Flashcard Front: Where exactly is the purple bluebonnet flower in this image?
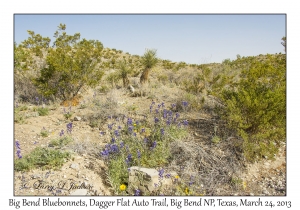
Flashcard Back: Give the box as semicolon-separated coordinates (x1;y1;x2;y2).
101;149;110;159
144;138;148;144
35;97;39;104
158;168;164;179
150;141;157;150
128;168;131;172
133;132;136;137
161;102;165;108
166;119;171;126
114;130;120;137
108;123;114;130
166;173;171;178
15;141;21;150
100;131;105;136
175;112;180;119
154;117;159;123
160;128;165;135
171;103;176;109
110;144;119;153
158;104;161;109
137;150;141;159
128;126;133;133
168;110;173;117
120;142;124;148
150;105;153;113
183;120;188;126
134;189;141;196
154;183;158;188
118;126;122;130
111;138;116;143
59;129;64;137
152;101;155;105
163;109;167;118
127;118;133;126
16;149;22;159
155;109;159;114
141;128;145;133
126;154;132;165
182;101;188;107
67;122;73;133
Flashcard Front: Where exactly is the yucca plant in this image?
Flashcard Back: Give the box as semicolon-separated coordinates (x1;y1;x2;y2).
140;49;159;84
117;60;132;87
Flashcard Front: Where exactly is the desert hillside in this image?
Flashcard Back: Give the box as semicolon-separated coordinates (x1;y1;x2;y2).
14;25;286;196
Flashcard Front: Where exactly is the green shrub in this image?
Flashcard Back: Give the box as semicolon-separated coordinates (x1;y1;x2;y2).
14;147;71;171
20;24;104;101
219;55;286;162
40;128;49;137
37;107;49;116
49;136;73;148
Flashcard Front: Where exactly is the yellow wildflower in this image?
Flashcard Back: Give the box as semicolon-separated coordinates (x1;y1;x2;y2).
242;181;247;190
120;184;127;191
185;187;189;195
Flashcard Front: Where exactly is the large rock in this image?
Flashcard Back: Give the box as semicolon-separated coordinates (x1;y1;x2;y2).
128;166;177;195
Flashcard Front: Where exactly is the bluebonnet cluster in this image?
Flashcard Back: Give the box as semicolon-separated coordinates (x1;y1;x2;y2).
125;154;133;165
67;122;73;133
134;189;141;196
59;129;64;137
158;168;164;179
15;140;22;159
100;144;119;159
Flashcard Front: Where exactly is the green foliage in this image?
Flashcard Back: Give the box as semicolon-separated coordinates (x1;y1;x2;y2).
37;107;49;116
23;24;105;100
117;60;133;87
14;147;71;171
219;55;286;161
49;136;73;148
140;49;159;83
140;49;159;69
106;72;121;87
63;111;73;120
40;128;49;137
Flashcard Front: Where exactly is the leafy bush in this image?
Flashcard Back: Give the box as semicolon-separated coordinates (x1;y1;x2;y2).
20;24;104;101
49;136;73;148
14;147;71;171
219;55;286;161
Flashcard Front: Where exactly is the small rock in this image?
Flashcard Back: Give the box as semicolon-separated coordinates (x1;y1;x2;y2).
70;189;88;196
70;163;79;170
31;174;41;179
74;116;81;121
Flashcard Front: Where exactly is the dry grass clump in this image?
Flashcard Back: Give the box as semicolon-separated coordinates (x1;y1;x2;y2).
168;137;245;195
